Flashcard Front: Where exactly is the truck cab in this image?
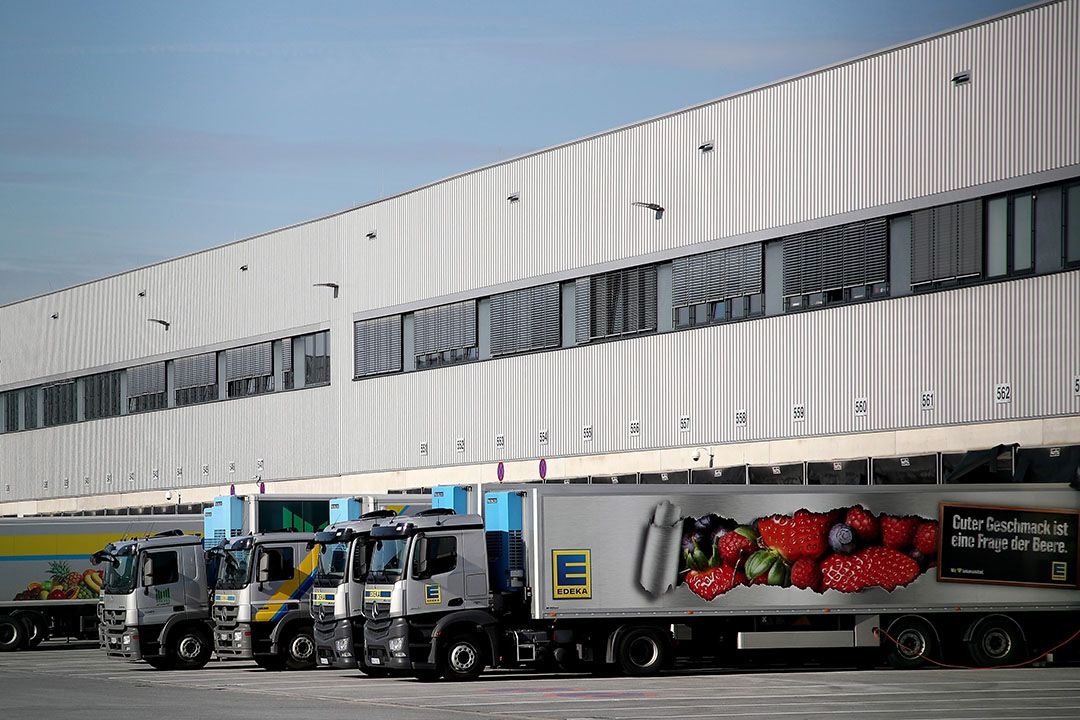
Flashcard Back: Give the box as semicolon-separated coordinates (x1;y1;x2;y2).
211;531;319;670
361;510;496;679
309;510;399;669
94;530;213;670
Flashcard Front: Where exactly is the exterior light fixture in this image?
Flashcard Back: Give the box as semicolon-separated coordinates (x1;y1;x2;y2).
137;290;146;298
691;447;715;468
698;141;714;153
507;192;520;203
147;318;170;331
365;230;377;240
631;201;665;220
951;70;971;86
50;312;59;320
313;282;340;299
239;264;249;272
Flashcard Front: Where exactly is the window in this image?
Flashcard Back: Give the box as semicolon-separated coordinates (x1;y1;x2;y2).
986;197;1008;277
1013;193;1034;273
128;362;166;414
225;342;274;398
42;381;76;427
354;315;402;377
303;331;330;385
490;283;561;356
575;265;657;343
2;390;20;432
414;300;477;369
174;352;218;407
257;546;295;583
911;199;982;288
143;550;179;586
673;243;763;327
1068;184;1080;266
282;337;294;389
83;371;121;420
22;387;39;429
413;535;457;579
987;194;1035;278
783;219;887;310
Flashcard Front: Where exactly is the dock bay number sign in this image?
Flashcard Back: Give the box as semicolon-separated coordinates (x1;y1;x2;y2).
939;503;1079;589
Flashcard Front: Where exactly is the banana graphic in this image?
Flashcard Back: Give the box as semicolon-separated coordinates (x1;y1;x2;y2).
83;570;102;593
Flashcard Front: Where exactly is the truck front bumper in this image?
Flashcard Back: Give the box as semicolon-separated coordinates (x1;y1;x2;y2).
364;617;434;672
214;621;254;659
102;626;143;661
314;618;358;669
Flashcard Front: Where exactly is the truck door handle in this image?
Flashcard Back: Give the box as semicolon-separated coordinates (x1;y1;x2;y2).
448;598;463;607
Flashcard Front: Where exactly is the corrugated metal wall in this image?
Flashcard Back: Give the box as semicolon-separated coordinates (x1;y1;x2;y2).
1;2;1078;503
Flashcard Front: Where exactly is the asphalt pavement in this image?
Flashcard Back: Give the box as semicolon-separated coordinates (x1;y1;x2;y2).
3;642;1080;720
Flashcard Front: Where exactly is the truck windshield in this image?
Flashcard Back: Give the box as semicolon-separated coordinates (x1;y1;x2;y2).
103;552;137;594
364;538;408;583
216;549;252;590
315;543;348;587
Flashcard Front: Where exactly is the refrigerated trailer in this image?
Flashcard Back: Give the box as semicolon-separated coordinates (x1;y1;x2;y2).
0;514;202;652
362;483;1080;679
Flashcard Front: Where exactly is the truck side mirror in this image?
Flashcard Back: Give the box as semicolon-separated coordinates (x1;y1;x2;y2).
413;535;429;580
141;556;154;594
256;551;272;584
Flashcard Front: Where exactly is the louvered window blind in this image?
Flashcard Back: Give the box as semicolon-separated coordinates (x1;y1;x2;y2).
354;316;402;377
575;265;657;343
910;199;982;286
174;353;217;389
672;243;763;307
490;283;561;356
128;362;166;397
414;300;477;355
224;343;273;381
782;218;888;297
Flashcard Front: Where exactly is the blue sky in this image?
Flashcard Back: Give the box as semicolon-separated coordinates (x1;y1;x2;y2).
0;0;1022;305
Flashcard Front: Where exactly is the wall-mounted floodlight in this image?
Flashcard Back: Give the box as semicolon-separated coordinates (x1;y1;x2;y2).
951;70;971;86
148;318;171;331
239;264;249;272
137;290;146;298
50;312;59;320
313;282;340;299
631;201;665;220
507;192;520;203
698;141;714;153
365;230;377;240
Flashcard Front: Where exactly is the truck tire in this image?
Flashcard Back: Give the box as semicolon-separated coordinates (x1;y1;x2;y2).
440;631;486;681
13;612;47;648
168;625;212;670
966;616;1025;667
0;616;26;652
616;626;668;677
884;616;936;669
145;656;177;670
282;627;316;670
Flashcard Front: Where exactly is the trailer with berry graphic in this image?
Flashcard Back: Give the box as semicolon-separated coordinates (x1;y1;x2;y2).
362;482;1079;679
0;514;202;652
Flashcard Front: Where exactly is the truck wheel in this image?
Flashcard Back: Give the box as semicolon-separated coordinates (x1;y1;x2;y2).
283;628;316;670
616;627;668;676
440;632;486;681
13;612;47;648
145;656;177;670
966;616;1025;667
169;626;212;670
0;617;26;652
884;617;935;669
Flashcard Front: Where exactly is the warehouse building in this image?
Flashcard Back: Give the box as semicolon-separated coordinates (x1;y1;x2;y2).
1;1;1078;516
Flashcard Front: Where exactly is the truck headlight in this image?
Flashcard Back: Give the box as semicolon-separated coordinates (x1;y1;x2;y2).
388;637;405;653
335;638;350;652
234;631;243;642
122;635;132;646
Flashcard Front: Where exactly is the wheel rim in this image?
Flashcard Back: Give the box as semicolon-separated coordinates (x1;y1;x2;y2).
448;641;478;673
981;628;1012;660
0;624;16;646
177;634;203;660
896;628;926;659
627;636;660;669
290;634;314;661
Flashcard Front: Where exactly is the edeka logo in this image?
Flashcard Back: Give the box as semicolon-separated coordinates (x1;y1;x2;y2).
552;550;592;600
425;584;442;605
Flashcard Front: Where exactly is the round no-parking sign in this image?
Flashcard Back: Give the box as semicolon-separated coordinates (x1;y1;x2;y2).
539;458;548;480
496;461;505;482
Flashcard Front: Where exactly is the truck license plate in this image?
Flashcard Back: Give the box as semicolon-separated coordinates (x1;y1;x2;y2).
369;657;381;665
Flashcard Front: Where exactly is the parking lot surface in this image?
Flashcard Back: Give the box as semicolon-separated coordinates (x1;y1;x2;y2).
4;642;1080;720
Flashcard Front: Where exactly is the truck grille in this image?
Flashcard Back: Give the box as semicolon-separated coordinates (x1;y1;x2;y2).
213;604;239;627
102;608;126;628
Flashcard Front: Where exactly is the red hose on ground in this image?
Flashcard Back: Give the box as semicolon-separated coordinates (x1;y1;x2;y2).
874;625;1080;670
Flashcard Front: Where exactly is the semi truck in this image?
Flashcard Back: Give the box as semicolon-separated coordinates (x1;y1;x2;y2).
309;494;432;669
362;483;1080;680
0;514;201;653
96;493;341;669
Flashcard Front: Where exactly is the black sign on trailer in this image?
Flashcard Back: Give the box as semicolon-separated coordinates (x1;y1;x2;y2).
938;503;1080;589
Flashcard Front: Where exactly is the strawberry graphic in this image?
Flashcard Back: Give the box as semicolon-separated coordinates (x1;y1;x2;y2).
844;506;879;543
790;558;821;591
913;521;938;555
880;515;919;550
820;546;921;592
685;565;746;600
717;526;757;564
756;510;833;561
